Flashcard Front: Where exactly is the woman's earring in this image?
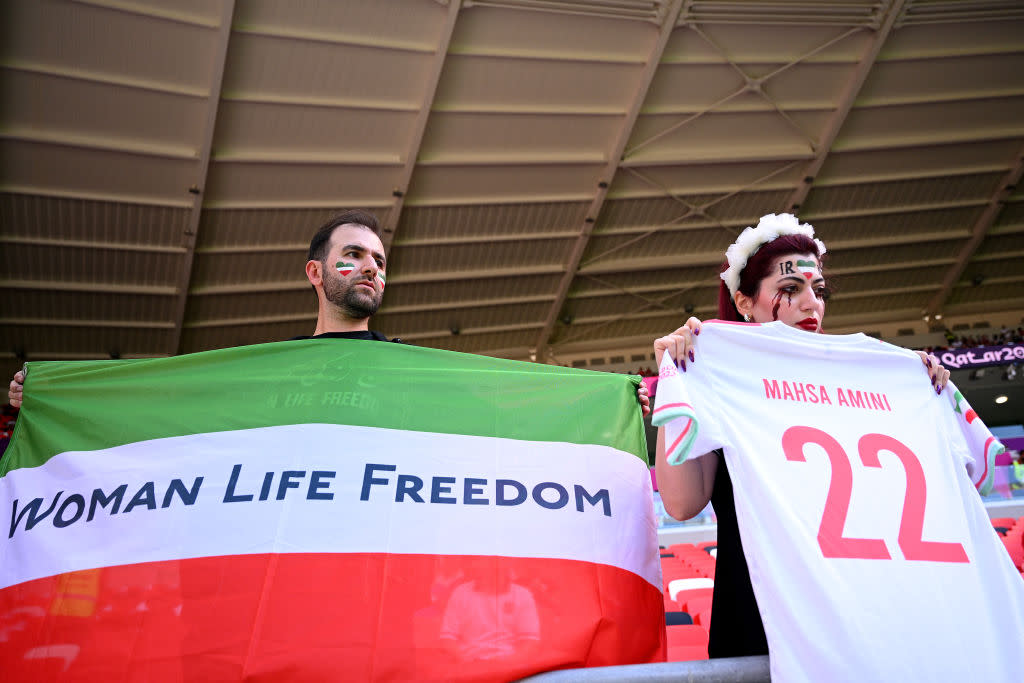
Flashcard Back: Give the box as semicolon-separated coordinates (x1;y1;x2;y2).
743;314;751;322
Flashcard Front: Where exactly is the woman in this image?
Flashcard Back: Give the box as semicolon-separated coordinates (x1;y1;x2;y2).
653;213;949;658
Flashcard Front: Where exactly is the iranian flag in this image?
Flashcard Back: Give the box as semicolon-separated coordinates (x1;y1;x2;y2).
0;341;663;681
795;259;817;279
335;261;356;276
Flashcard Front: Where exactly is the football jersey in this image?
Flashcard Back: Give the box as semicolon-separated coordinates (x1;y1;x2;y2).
653;320;1024;683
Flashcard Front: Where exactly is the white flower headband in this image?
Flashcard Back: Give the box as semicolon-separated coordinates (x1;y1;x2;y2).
720;213;827;298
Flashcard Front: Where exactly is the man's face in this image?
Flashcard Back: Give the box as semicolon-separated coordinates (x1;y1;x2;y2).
320;224;387;319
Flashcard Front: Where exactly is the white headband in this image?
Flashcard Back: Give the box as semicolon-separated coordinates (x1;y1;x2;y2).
720;213;826;297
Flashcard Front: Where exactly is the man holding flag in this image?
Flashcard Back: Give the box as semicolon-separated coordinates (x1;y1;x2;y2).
2;211;663;680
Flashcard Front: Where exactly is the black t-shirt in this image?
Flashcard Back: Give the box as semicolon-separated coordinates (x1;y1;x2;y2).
289;331;401;343
707;451;769;658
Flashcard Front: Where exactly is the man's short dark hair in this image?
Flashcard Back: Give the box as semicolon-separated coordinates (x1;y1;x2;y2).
308;210;382;263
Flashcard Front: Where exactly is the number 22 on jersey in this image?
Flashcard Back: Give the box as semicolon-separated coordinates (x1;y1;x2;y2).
782;425;969;564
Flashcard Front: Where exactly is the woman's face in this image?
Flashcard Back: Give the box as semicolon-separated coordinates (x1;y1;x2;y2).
736;252;827;332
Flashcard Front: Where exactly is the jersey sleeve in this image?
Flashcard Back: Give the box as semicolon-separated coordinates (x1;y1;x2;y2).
651;347;725;465
943;380;1004;495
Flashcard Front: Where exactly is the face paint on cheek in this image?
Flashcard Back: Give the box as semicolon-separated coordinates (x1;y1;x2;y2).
335;262;356;276
376;271;386;287
771;290;784;321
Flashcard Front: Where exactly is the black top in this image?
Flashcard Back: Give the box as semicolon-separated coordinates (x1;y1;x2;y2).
707;451;769;658
289;330;401;343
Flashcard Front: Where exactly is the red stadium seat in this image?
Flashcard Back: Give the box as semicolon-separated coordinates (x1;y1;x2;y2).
991;517;1016;529
682;593;713;617
668;577;713;602
673;587;713;610
661;561;703;593
694;608;712;627
667;543;706;560
666;624;708;647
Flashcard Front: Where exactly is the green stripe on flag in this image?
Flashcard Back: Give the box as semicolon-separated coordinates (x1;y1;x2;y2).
2;341;647;476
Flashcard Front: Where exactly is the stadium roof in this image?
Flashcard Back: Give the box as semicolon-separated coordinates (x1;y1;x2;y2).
2;0;1023;421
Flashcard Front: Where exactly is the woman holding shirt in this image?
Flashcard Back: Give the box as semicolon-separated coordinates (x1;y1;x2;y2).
652;213;949;658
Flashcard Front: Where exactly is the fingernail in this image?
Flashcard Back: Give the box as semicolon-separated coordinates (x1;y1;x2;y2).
935;384;941;395
688;350;695;363
694;327;700;336
926;357;932;368
681;360;687;372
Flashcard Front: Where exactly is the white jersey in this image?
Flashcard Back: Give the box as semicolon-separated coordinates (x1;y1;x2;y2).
653;320;1024;683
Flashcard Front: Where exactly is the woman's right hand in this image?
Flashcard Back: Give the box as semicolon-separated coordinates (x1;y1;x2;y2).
654;317;702;368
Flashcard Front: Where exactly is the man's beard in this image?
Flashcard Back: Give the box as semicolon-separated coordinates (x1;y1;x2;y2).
323;270;381;319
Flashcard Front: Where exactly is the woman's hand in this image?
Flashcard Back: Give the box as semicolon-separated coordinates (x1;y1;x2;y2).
915;351;950;394
653;317;702;369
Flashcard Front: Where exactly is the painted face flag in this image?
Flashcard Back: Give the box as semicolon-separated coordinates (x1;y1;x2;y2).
335;261;356;276
795;259;818;280
0;341;662;681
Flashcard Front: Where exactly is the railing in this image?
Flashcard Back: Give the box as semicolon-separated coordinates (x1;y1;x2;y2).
520;656;770;682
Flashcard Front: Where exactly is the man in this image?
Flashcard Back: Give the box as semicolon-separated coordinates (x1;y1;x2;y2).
293;209;398;343
7;210;397;408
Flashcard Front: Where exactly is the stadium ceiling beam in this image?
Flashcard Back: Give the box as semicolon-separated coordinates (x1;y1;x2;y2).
783;0;908;214
0;236;187;254
380;0;463;253
573;228;965;276
534;0;688;362
0;318;175;330
169;0;236;357
926;142;1024;317
0;129;196;160
0;280;177;296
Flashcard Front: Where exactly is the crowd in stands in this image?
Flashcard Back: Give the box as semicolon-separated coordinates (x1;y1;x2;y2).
933;326;1024;351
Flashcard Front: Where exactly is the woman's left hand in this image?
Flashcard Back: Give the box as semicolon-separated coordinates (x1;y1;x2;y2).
915;351;950;394
637;381;651;417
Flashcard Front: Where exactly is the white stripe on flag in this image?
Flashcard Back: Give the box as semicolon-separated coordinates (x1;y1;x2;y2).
1;424;659;591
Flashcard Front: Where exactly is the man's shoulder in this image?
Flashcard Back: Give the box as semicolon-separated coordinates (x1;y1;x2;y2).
288;331;404;343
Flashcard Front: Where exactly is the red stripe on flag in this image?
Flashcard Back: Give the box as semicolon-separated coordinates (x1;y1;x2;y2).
1;553;665;680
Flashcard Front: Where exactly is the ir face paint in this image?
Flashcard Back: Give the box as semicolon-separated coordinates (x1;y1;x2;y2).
335;262;356;277
376;271;386;287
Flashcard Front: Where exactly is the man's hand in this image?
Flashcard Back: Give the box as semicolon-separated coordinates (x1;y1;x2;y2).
9;370;24;408
637;381;650;418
